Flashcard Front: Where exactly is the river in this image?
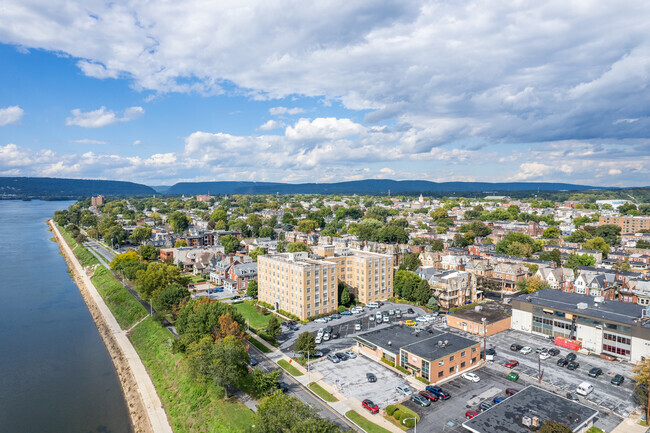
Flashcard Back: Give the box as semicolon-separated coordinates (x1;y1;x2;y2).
0;200;132;433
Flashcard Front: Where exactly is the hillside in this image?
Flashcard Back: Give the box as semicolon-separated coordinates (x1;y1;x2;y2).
0;177;155;199
166;179;605;196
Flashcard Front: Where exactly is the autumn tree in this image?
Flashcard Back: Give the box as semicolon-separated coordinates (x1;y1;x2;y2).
216;312;247;344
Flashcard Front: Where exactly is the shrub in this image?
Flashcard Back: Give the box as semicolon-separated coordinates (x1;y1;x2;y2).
393;410;402;421
338;305;347;313
385;405;397;416
278;309;300;321
403;418;415;428
396;365;409;374
381;357;395;367
416;376;428;384
257;301;275;310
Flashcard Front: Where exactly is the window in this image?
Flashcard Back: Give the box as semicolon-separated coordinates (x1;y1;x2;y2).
449;355;455;362
471;347;477;353
438;371;444;378
461;351;466;357
449;366;454;373
461;361;466;368
438;360;444;366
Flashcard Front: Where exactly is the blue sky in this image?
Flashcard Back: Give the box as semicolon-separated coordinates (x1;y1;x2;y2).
0;1;649;187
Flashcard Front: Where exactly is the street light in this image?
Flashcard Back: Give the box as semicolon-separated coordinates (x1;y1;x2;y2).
402;417;417;433
481;317;487;361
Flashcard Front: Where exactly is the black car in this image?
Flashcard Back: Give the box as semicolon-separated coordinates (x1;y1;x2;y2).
231;295;240;300
366;373;377;383
548;348;560;356
336;352;349;361
407;308;414;314
588;367;603;377
278;381;289;393
567;361;580;370
250;357;258;366
611;374;625;386
565;392;580;402
478;401;492;412
330;313;341;319
426;385;450;400
557;358;569;367
511;344;523;351
289;325;299;331
486;348;496;357
565;353;577;362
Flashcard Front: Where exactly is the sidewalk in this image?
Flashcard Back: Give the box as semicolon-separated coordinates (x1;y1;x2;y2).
247;332;403;433
611;410;648;433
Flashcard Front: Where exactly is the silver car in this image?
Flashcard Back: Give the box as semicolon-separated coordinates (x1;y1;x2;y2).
396;385;412;396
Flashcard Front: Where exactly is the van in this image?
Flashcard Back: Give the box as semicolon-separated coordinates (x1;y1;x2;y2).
367;302;379;309
576;382;594;396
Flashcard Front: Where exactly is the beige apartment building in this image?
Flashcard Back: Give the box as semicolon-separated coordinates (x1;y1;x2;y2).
599;216;650;234
258;246;394;320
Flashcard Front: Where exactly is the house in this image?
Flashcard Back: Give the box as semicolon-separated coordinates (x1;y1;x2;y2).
573;271;618;300
446;305;511;337
535;267;574;292
429;271;480;309
224;262;258;292
491;262;529;292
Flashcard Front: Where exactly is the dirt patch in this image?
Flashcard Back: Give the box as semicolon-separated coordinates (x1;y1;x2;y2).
50;221;153;433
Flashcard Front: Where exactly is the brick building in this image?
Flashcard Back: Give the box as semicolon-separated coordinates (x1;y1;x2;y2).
446;306;511;337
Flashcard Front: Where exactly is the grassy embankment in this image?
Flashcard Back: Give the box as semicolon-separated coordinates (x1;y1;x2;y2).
91;266;148;329
345;410;393;433
130;318;256;433
308;382;338;402
58;224;100;267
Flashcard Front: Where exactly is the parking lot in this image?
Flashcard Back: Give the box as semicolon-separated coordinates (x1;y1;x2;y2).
311;353;409;408
485;329;637;417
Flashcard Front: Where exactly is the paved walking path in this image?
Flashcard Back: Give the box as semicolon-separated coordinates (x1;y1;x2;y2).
51;222;174;433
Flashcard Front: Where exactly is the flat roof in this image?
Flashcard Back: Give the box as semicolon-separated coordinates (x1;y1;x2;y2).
516;289;647;327
449;306;511;324
463;385;598;433
356;325;479;361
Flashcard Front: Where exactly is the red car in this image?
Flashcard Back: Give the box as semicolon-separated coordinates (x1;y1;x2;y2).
465;410;479;419
505;360;519;369
419;390;439;402
362;399;379;414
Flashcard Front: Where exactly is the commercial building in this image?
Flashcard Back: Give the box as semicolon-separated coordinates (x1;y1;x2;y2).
355;325;481;384
511;289;650;362
463;385;598;433
599;215;650;234
447;306;511;337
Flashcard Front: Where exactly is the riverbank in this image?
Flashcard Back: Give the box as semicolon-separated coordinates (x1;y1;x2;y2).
50;220;173;433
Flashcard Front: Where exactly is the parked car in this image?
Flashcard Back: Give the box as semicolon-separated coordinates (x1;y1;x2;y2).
323;333;331;341
426;385;450;400
462;372;480;382
419;390;439;402
505;388;520;396
493;397;505;404
508;372;520;382
330;313;341;320
565;353;577;362
539;352;551;360
557;358;569;367
576;382;594;396
505;360;519;369
415;316;428;323
331;332;340;339
535;347;545;353
327;354;340;363
367;302;379;309
407;308;415;314
588;367;603;378
315;335;322;344
344;350;357;359
485;348;496;361
405;319;417;326
362;399;379;414
520;346;532;355
478;401;492;412
567;361;580;371
566;392;580;402
510;344;523;351
548;348;560;356
611;374;625;386
314;317;328;323
411;394;431;407
277;381;289;393
335;352;349;361
341;310;352;316
290;325;299;331
369;314;375;322
366;373;377;383
250;357;258;366
465;410;479;419
355;320;362;331
312;351;323;358
382;315;389;323
395;309;402;318
231;295;240;300
375;312;383;321
396;385;413;396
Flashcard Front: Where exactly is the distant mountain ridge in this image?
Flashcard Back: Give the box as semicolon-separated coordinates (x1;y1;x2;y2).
166;179;606;195
0;177;155;199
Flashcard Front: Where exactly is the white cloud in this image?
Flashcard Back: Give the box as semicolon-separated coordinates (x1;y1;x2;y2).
608;168;622;176
258;120;285;130
70;139;108;145
0;106;24;126
269;107;305;116
66;106;144;128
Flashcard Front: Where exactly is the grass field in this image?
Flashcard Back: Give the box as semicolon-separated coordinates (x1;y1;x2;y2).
248;336;272;353
74;244;100;267
346;410;392;433
232;301;273;331
277;359;303;376
308;382;338;402
91;266;147;329
58;225;78;248
130;318;256;433
396;404;419;422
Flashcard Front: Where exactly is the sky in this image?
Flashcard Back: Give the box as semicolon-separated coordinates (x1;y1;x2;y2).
0;1;649;187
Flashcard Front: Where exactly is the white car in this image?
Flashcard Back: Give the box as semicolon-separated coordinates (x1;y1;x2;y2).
314;317;328;324
415;316;427;323
344;350;357;359
351;307;363;314
396;385;413;396
462;372;480;382
375;312;383;321
323;333;331;341
539;352;551;360
369;314;375;322
315;335;322;344
382;315;390;323
317;328;324;337
520;346;533;355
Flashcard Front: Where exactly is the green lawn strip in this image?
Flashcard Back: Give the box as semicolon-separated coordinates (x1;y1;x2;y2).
232;301;272;330
73;244;100;267
277;359;303;376
308;382;338;402
586;427;605;433
345;410;392;433
130;318;255;433
91;265;147;329
248;336;271;353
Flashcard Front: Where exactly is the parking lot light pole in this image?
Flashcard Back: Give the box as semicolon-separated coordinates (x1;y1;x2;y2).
538;354;541;384
481;317;486;361
402;417;417;433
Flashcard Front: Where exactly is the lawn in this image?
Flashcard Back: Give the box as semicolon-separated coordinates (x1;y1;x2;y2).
130;318;256;433
91;265;147;329
188;274;207;283
73;244;100;267
58;224;77;248
346;410;392;433
308;382;338;402
248;336;272;353
277;359;303;376
232;301;273;331
396;404;419;422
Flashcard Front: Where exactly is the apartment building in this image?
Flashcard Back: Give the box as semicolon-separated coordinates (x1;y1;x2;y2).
599;215;650;233
314;245;394;305
258;252;338;319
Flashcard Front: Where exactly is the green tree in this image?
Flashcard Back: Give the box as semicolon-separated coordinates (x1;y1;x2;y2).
251;369;282;396
413;280;432;305
539;249;562;266
637;239;650;249
594;224;621;245
516;276;549;294
137;244;159;261
266;316;281;339
565;253;596;270
220;234;241;254
507;241;533;258
282;212;296;225
210;209;228;223
154;283;190;313
169;211;190;233
186;335;249;398
174;239;188;248
496;232;537;255
427;297;439;310
542;226;562;239
259;226;274;238
340;287;351;306
296;219;318;233
129;226;152;244
565;230;591;243
135;262;188;298
254;391;343;433
399;253;422;271
633;358;650;423
583;236;610;257
106;225;127;246
175;298;245;346
294;332;317;356
376;225;408;243
246;280;258;297
250;249;266;262
287;242;310;253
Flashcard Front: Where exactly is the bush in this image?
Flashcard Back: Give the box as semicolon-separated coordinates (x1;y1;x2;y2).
403;418;415;428
257;301;275;310
385;405;397;416
396;365;409;374
338;305;347;313
416;376;429;384
255;304;270;315
381;357;395;367
278;309;300;321
393;410;402;421
450;301;487;313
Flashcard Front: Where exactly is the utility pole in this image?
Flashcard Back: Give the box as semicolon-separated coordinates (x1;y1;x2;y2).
538;354;541;384
482;317;487;361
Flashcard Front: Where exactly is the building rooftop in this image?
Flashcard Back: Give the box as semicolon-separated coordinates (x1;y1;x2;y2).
356;325;479;361
463;385;598;433
448;306;511;324
517;289;648;327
